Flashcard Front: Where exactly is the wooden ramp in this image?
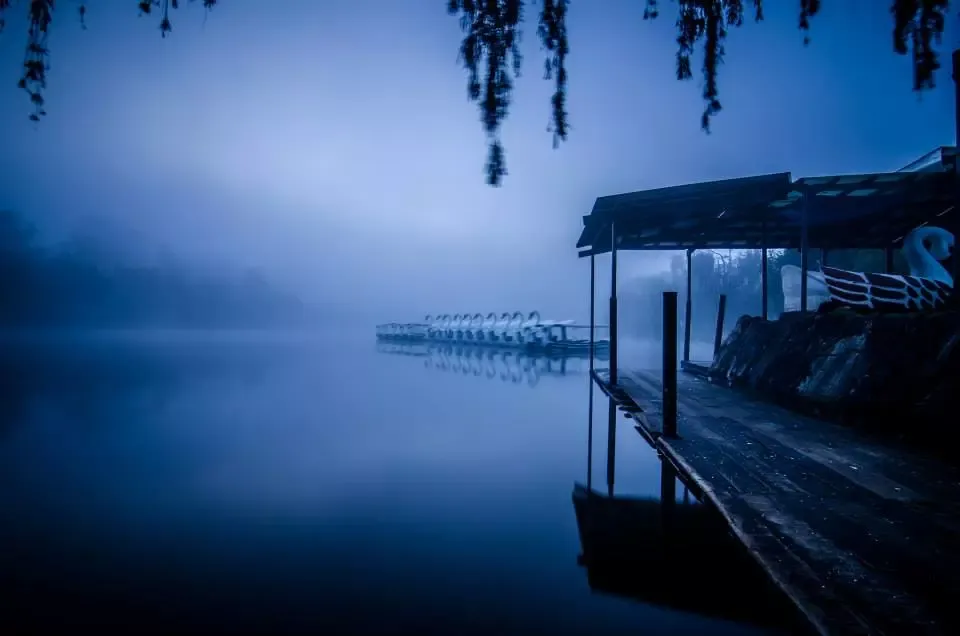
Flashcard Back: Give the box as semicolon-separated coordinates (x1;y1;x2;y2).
595;368;960;636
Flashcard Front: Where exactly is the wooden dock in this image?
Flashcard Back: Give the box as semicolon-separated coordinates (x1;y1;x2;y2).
594;368;960;636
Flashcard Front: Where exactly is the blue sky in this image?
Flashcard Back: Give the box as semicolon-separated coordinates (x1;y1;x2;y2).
0;1;957;322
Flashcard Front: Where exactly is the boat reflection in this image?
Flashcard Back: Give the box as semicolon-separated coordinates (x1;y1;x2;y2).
375;341;607;386
574;394;803;633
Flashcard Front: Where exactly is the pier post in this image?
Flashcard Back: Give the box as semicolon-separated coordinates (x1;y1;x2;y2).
683;249;692;361
659;461;677;534
713;294;727;359
800;185;810;312
610;222;618;386
885;246;894;273
953;50;960;284
662;291;679;439
761;248;769;320
660;460;677;507
590;253;596;371
587;371;594;492
954;48;960;149
606;397;616;496
761;219;769;320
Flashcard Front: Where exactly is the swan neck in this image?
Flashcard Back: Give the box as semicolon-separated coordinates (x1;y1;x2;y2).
903;229;952;284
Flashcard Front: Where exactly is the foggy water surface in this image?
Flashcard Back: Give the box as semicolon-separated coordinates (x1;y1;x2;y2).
1;331;783;635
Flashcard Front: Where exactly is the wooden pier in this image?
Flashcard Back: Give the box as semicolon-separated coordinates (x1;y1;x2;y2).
593;367;960;635
572;70;960;632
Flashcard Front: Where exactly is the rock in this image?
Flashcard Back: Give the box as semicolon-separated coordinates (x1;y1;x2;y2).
710;309;960;429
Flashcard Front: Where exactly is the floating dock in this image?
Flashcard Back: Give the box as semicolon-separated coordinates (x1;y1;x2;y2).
375;311;608;355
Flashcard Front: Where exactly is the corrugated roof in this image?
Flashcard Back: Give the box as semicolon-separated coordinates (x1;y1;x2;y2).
578;164;957;255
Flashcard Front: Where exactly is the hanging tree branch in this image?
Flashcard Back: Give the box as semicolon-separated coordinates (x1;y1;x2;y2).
0;1;956;186
446;0;952;185
446;0;526;186
0;1;218;121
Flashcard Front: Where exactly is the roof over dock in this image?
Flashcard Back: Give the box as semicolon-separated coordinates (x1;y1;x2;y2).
577;147;959;255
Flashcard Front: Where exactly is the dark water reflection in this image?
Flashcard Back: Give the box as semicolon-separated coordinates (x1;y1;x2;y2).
2;331;792;634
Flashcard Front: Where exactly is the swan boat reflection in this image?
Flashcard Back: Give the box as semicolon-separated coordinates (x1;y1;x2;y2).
375;311;609;353
375;341;607;387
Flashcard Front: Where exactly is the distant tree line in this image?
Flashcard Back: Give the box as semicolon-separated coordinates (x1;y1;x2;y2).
619;247;907;343
0;209;312;329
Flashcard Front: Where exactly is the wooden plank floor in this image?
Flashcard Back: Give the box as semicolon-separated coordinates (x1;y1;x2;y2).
596;368;960;636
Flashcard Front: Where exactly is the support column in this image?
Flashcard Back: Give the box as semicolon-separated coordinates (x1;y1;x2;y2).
821;248;829;268
885;246;895;273
954;48;960;148
800;186;810;312
761;247;769;320
609;223;618;386
714;294;727;358
662;291;678;439
660;460;677;507
587;369;594;492
761;219;769;320
683;248;693;361
606;397;616;497
589;253;595;371
954;49;960;283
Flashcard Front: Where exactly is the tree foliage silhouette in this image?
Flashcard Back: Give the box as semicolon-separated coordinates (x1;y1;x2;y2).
0;0;217;121
0;1;955;184
449;0;952;185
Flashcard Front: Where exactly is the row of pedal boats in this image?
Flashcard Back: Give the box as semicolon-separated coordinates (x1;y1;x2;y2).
376;311;598;346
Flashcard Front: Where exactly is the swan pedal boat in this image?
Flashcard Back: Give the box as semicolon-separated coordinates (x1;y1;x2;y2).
782;226;955;313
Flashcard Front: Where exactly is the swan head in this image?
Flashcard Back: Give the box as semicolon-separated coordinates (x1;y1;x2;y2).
904;226;954;284
911;226;954;261
929;228;954;261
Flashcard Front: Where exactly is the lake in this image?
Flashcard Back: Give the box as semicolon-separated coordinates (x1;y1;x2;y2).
0;330;799;635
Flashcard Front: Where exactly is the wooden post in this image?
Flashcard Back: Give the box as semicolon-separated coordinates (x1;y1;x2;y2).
660;460;677;506
821;248;829;267
662;291;678;439
605;397;616;497
761;218;769;320
885;246;895;273
954;49;960;148
683;248;693;361
800;185;810;312
713;293;727;359
953;50;960;284
587;370;594;492
761;247;768;320
609;223;618;386
589;253;595;371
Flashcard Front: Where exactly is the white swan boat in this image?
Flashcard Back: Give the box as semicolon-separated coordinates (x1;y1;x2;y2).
781;226;955;312
379;311;606;351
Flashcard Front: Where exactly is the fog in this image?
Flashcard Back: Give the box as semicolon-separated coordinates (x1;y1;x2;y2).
1;0;957;326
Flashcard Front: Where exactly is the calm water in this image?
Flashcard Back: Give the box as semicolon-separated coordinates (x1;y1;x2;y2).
0;331;795;635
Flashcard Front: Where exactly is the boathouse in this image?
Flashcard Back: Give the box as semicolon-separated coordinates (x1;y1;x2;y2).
577;147;959;379
574;50;960;636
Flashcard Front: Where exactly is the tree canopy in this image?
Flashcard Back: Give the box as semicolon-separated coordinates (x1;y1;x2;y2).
1;1;956;185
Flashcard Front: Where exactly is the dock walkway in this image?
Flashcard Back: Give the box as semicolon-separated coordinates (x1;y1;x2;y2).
594;368;960;636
